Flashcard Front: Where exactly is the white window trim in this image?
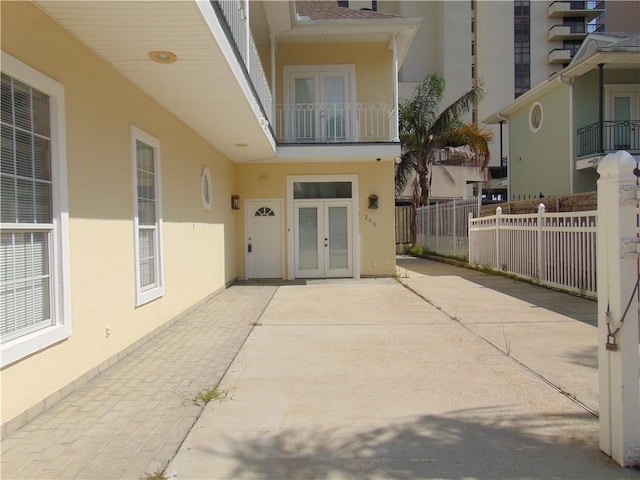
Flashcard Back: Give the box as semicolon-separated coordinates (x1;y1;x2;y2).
1;52;72;368
528;101;543;133
201;166;212;210
131;125;165;306
605;84;640;118
283;65;357;142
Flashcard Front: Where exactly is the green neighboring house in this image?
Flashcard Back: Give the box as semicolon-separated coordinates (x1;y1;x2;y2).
484;32;640;201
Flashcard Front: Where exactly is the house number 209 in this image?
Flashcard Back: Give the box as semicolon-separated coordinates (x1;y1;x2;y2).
363;214;376;227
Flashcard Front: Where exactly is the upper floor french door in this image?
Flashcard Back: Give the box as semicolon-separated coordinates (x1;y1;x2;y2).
607;85;640;151
284;65;356;143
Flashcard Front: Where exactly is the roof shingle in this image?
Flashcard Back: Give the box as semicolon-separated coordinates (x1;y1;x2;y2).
296;1;400;20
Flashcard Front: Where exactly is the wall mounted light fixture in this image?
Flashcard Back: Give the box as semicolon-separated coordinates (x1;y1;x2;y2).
368;194;379;209
231;195;240;210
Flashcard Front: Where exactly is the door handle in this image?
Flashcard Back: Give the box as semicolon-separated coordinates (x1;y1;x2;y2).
248;243;252;253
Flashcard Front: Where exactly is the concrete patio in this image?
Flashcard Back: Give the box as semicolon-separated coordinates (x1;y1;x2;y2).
2;257;637;479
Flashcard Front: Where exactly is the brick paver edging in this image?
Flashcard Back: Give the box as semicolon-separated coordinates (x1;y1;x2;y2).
1;284;277;480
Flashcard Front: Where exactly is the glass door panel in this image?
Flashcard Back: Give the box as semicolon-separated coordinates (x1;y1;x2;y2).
296;205;321;276
327;206;348;269
322;76;347;141
294;78;317;141
325;202;352;277
612;96;631;149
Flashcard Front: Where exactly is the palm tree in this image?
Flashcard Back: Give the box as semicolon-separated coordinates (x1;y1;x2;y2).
395;73;492;244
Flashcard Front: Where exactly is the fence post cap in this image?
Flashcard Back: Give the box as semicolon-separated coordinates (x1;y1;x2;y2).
597;150;637;180
538;203;546;214
496;206;502;215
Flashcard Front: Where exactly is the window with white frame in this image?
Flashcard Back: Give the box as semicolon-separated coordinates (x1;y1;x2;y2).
132;126;164;306
1;52;71;367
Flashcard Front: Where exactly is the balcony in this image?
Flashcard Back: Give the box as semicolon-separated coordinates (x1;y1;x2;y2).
275;103;395;144
548;1;605;21
548;22;604;41
548;44;581;63
576;120;640;159
213;1;273;127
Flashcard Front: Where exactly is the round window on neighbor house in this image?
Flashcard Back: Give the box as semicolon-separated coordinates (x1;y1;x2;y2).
201;167;212;210
529;102;543;133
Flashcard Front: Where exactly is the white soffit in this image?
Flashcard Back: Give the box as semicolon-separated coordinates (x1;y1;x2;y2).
36;0;275;163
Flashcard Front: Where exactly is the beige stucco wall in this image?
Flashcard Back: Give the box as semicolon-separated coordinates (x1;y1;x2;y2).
235;161;396;278
1;2;238;424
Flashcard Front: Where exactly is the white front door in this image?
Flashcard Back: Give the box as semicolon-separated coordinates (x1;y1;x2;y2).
246;200;283;279
294;201;352;278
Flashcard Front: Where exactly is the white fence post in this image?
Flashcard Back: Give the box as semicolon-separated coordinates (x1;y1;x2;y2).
468;212;473;263
537;203;545;283
435;202;440;254
597;151;640;467
496;206;502;270
453;198;457;257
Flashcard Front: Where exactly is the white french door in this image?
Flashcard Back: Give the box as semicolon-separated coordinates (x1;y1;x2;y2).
294;201;352;278
285;66;355;142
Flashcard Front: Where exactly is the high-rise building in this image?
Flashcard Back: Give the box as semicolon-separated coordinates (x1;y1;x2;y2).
338;1;636;176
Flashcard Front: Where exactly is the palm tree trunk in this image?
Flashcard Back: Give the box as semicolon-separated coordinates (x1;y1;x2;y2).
410;176;420;245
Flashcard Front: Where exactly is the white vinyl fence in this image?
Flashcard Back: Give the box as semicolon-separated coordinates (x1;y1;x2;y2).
469;204;598;298
416;197;480;259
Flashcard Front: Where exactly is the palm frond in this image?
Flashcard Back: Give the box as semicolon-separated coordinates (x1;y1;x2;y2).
429;83;486;137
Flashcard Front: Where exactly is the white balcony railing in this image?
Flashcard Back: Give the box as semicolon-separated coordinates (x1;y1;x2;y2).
275;103;394;144
212;1;273;126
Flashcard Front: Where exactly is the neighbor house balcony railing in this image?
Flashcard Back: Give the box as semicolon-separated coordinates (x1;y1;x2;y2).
548;43;581;63
275;103;394;144
211;0;273;126
548;1;605;20
576;120;640;157
548;22;604;40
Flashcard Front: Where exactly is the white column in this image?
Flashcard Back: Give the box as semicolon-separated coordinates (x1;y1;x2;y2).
391;34;399;142
597;150;640;467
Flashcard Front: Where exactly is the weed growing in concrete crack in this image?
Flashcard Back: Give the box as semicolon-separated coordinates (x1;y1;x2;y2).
175;386;227;406
141;469;167;480
559;388;577;400
501;321;512;356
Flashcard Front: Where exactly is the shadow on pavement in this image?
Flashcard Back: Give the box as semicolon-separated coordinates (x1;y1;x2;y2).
212;407;632;480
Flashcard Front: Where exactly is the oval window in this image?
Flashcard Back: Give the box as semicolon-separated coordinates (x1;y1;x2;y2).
529;102;543;132
201;167;212;210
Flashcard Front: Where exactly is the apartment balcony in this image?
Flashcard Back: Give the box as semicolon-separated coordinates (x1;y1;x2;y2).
576;120;640;167
275;103;395;144
548;44;581;63
548;22;604;41
548;1;605;21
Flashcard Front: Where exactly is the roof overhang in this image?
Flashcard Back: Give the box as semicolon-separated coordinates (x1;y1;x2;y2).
276;17;423;65
483;48;640;124
35;0;276;163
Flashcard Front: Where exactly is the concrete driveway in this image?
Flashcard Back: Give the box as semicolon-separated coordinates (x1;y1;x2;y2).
167;260;634;479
